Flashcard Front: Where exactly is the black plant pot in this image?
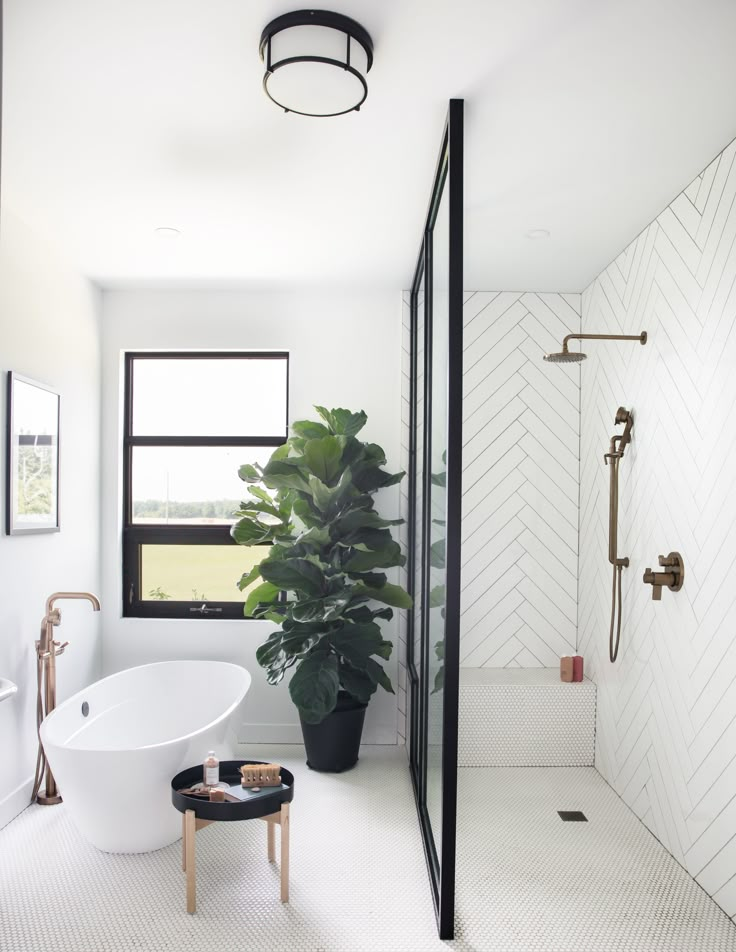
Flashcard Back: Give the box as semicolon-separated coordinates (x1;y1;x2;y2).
300;691;368;773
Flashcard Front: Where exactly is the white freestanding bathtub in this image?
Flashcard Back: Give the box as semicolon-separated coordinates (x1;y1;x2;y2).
39;660;251;853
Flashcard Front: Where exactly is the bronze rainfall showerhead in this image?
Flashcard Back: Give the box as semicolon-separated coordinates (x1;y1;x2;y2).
543;331;647;363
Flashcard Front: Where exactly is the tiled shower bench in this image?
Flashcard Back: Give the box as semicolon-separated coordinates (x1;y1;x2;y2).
458;668;597;767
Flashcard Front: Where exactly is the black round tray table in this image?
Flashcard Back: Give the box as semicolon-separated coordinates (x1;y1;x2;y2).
171;759;294;913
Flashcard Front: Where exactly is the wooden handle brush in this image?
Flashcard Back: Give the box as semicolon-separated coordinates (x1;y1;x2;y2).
240;763;281;788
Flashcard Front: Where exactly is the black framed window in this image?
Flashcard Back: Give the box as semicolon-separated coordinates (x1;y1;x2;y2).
122;352;289;619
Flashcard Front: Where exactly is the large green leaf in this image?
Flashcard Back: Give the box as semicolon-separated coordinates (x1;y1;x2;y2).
365;657;394;694
248;485;273;504
244;581;280;617
314;406;367;437
340;436;364;469
303;436;343;484
261;460;310;492
337;510;403;533
344;605;394;623
294;525;330;548
292;419;331;440
238;463;262;483
331;621;384;666
260;558;326;597
235;500;282;520
338;662;376;704
230;518;272;545
347;571;387;588
344;541;405;572
237;563;263;591
429;539;446;569
354;581;412;609
429;584;445;609
307;467;353;516
289;651;339;724
353;467;405;493
292;496;320;527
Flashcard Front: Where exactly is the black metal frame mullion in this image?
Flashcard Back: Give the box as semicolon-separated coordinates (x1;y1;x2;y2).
419;225;435;865
407;279;420;780
405;100;463;941
437;96;464;942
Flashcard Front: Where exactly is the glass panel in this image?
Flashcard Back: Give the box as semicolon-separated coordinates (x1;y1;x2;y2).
131;357;287;437
132;446;274;524
141;544;266;603
426;178;450;857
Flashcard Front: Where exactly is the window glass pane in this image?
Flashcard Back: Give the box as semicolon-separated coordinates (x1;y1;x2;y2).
132;446;274;525
426;175;449;860
131;357;287;436
141;544;265;603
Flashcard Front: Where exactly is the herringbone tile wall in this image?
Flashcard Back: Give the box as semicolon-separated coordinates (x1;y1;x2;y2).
579;136;736;921
460;291;581;667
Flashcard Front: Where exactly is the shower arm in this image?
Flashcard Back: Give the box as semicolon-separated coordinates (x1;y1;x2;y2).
560;332;647;355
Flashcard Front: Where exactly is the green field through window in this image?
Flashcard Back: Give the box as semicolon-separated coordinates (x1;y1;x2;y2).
141;544;265;603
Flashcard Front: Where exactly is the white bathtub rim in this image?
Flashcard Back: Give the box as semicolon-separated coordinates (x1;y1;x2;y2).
41;659;251;753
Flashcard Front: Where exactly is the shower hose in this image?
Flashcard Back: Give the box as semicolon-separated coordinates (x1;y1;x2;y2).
609;562;624;663
608;452;627;663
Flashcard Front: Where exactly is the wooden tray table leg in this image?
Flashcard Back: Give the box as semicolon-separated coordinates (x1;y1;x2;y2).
280;802;290;903
185;809;196;913
182;813;187;871
267;818;276;863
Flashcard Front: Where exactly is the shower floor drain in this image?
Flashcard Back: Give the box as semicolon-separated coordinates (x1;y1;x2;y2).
558;810;588;821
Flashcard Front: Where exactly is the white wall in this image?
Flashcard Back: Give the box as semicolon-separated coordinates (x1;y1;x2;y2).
460;291;581;667
579;135;736;923
0;209;101;828
100;289;402;745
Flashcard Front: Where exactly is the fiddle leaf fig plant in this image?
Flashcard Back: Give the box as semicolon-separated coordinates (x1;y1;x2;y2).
231;407;411;725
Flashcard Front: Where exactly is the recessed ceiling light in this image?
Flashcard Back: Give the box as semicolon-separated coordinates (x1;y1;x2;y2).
526;229;551;240
155;226;182;238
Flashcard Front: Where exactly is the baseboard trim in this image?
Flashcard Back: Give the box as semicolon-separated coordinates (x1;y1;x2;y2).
238;722;399;745
0;775;34;831
238;723;303;745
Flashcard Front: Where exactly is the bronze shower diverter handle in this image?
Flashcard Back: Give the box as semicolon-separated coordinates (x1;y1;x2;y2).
643;552;684;600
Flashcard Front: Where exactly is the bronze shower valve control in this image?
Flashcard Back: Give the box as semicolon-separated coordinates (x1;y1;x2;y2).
643;552;685;600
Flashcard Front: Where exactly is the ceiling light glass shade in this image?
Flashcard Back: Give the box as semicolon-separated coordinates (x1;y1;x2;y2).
260;10;374;117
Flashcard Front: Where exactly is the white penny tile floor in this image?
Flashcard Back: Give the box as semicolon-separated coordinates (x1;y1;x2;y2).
1;747;735;951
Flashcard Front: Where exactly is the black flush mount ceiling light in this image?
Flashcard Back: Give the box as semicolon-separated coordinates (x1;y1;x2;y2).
259;9;374;117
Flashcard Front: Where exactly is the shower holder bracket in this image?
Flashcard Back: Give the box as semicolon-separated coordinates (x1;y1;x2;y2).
643;551;684;600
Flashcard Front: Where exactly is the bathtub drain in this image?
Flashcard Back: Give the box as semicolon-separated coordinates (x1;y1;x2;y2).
81;701;89;717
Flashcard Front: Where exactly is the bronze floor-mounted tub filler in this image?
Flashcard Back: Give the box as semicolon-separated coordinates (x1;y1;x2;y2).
544;330;647;661
31;591;101;805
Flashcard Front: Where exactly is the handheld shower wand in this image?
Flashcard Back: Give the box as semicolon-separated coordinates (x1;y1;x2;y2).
604;410;632;662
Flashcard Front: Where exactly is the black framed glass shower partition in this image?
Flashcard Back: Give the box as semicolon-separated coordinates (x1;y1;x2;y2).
406;99;463;941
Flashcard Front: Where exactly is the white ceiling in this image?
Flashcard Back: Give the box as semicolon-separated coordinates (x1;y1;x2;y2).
4;0;736;291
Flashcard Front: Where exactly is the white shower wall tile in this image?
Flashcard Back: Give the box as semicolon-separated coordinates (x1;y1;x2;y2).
459;668;596;766
460;291;581;669
579;134;736;924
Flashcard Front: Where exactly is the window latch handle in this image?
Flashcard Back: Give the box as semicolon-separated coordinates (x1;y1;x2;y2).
189;604;222;615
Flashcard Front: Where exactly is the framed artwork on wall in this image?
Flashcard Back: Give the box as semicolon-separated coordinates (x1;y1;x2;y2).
5;372;60;535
